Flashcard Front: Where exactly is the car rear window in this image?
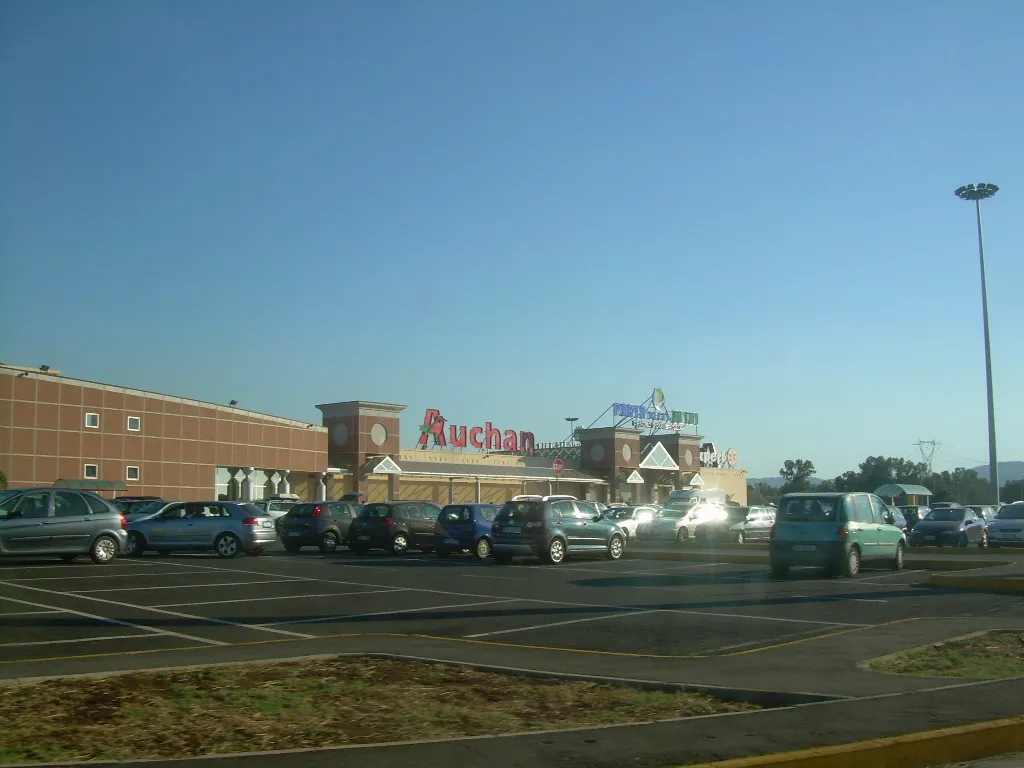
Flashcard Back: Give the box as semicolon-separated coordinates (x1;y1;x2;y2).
290;503;321;517
997;507;1024;520
496;501;546;523
480;506;498;521
268;501;294;512
359;504;395;518
778;497;846;523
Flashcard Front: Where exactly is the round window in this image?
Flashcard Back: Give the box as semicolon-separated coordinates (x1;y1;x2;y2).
590;444;605;462
332;423;349;446
370;423;388;447
621;444;632;462
684;449;694;467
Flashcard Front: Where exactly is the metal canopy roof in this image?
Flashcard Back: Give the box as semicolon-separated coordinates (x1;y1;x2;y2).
873;483;932;498
364;459;607;485
54;479;128;491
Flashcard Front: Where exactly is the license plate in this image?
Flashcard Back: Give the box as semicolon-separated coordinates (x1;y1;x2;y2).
444;538;458;545
503;526;521;535
793;544;816;552
358;535;371;541
262;520;274;528
288;531;301;537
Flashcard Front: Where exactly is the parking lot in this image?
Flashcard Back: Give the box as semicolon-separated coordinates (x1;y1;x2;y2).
3;545;1024;697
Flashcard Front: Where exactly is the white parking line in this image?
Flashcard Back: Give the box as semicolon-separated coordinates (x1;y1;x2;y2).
459;574;527;582
700;627;831;654
1;634;147;648
0;609;64;617
152;588;407;608
0;581;319;640
620;562;730;575
0;595;228;646
663;608;866;627
70;579;307;594
791;594;888;604
464;610;663;639
261;598;523;628
6;570;231;583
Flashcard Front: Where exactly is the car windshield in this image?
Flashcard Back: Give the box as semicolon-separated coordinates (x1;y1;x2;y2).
925;509;966;522
495;501;545;523
132;501;165;517
996;507;1024;520
778;497;842;523
605;508;633;520
240;503;267;517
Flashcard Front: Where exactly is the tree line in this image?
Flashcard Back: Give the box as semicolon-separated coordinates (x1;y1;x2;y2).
748;456;1023;506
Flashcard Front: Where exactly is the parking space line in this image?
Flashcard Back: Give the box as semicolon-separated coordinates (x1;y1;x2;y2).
0;580;319;641
261;598;523;628
0;609;64;617
458;574;527;582
1;634;148;648
464;609;663;638
662;608;866;626
622;563;730;575
70;579;308;594
699;627;832;654
792;594;888;604
0;595;229;646
152;588;407;608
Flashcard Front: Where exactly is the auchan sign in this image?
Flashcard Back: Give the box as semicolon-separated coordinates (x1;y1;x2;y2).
417;409;535;453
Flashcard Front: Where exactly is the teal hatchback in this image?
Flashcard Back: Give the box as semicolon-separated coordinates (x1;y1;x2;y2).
769;492;906;578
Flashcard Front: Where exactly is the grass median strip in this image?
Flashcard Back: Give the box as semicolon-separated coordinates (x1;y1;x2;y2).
0;657;755;764
869;630;1024;679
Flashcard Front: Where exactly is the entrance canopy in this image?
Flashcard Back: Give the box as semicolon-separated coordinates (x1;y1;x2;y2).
54;479;128;492
873;483;932;503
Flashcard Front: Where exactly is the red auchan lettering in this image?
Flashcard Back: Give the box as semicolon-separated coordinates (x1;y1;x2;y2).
417;409;535;453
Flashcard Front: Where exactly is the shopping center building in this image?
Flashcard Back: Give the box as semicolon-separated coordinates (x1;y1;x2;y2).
1;364;747;505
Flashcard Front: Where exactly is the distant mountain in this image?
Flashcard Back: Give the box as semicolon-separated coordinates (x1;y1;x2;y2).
971;461;1024;483
748;477;824;489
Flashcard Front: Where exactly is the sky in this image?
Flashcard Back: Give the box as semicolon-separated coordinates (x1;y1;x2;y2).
1;0;1021;480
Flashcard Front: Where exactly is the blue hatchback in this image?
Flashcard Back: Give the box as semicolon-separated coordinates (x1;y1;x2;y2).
434;503;501;559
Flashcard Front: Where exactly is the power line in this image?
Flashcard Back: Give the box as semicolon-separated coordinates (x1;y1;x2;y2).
914;440;940;477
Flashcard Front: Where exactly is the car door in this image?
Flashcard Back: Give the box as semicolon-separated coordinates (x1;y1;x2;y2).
550;500;583;549
0;491;53;554
869;496;899;559
51;491;97;552
186;503;227;547
397;504;425;547
848;494;879;559
574;501;606;548
147;503;190;545
963;510;983;543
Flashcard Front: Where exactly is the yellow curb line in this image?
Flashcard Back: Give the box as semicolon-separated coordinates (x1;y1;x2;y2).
929;573;1024;594
675;714;1024;768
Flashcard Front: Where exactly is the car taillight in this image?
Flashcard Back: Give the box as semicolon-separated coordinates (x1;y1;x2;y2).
242;517;260;526
384;517;396;527
769;524;776;540
120;514;127;530
837;525;849;540
311;505;323;517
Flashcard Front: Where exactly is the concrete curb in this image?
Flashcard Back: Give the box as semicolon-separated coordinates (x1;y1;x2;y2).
623;549;1008;572
675;715;1024;768
929;573;1024;594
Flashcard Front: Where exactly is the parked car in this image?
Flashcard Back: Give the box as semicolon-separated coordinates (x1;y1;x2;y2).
434;503;501;559
899;505;930;531
255;495;301;520
601;505;658;540
769;492;906;578
636;503;726;544
347;501;443;555
987;504;1024;548
882;504;908;538
277;500;360;553
0;487;128;564
124;501;276;558
966;505;998;523
123;499;178;522
908;507;987;548
697;505;775;545
491;497;625;565
113;496;164;517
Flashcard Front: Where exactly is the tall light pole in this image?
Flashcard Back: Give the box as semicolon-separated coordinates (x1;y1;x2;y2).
954;182;1000;505
565;417;579;443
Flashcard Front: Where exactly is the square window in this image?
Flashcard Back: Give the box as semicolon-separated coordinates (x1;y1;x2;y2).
127;416;141;432
126;466;140;482
85;413;99;429
84;464;99;480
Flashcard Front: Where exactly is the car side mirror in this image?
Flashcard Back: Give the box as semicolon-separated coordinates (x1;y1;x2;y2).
593;515;602;522
884;513;894;524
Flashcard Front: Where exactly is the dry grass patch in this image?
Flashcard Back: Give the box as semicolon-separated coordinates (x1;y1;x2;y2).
0;657;755;764
869;631;1024;679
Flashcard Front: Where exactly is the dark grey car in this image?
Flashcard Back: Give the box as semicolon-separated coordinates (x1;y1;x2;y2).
277;501;360;553
0;487;128;564
491;498;625;565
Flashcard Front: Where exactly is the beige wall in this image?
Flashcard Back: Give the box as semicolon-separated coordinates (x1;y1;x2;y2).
698;468;748;505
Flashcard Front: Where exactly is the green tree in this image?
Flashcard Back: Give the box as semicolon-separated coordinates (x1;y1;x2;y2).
1000;480;1024;504
748;482;780;506
779;459;816;495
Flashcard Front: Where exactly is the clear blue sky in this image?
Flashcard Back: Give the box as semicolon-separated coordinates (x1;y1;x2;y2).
2;0;1021;480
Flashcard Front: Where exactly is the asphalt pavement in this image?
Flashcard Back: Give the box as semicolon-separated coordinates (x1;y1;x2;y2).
1;543;1023;766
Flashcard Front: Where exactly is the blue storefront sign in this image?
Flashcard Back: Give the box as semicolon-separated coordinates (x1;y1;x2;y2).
613;402;698;431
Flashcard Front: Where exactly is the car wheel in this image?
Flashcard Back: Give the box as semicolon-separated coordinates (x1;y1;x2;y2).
474;538;492;560
676;527;689;544
124;531;146;558
391;532;409;555
606;534;624;561
891;542;905;571
545;537;566;565
842;546;861;578
771;562;789;579
90;535;118;565
60;554;77;563
319;531;340;554
215;533;241;559
284;542;301;554
494;552;513;565
736;531;746;545
247;548;265;557
958;534;969;548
